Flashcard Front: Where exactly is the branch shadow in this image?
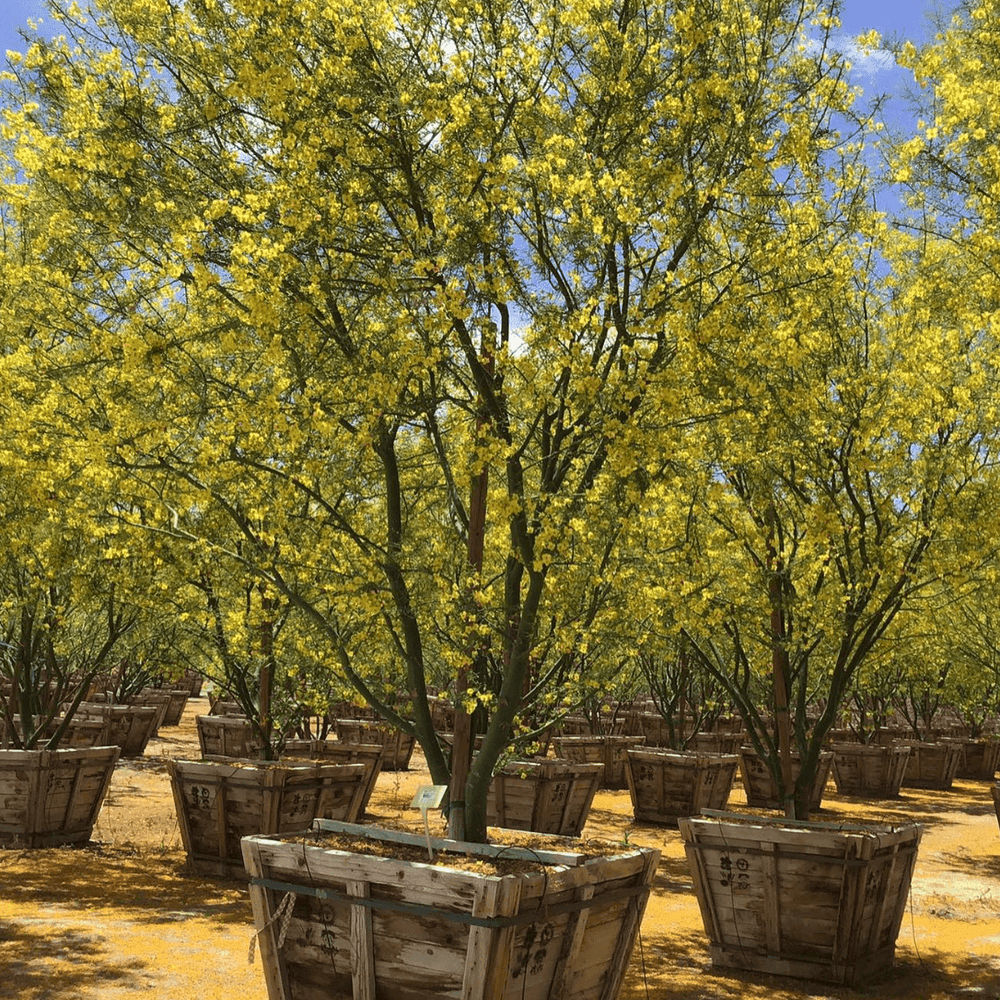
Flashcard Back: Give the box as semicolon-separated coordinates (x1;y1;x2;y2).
624;924;1000;1000
2;844;252;927
0;920;149;1000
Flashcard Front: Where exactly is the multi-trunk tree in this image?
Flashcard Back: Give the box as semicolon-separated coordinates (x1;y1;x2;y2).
2;0;910;838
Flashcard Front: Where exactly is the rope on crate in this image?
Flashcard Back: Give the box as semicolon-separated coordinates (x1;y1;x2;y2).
248;890;297;965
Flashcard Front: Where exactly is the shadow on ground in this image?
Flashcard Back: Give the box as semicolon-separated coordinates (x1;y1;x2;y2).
0;844;251;926
0;919;149;999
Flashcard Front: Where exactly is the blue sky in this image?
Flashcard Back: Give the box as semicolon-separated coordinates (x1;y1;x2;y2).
1;1;959;58
0;1;959;132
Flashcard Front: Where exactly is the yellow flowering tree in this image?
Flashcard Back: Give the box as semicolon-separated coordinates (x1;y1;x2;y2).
4;0;873;839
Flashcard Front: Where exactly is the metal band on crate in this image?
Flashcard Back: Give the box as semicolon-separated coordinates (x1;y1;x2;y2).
248;877;650;928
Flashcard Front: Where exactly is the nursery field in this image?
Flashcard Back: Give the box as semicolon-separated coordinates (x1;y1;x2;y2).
1;698;999;1000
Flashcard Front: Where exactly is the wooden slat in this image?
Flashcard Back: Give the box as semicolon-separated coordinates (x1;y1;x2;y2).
348;879;376;1000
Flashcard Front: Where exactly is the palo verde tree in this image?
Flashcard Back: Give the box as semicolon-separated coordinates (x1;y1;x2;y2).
4;0;873;840
638;203;1000;818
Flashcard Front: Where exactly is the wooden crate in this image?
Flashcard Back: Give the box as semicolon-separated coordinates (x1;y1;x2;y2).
143;688;191;727
898;741;964;790
1;716;106;749
131;691;171;734
487;760;603;836
553;736;647;789
896;740;962;792
334;719;416;770
679;812;922;985
243;819;659;1000
73;703;159;757
830;743;911;798
197;715;256;758
943;738;1000;780
281;740;383;816
0;745;120;847
738;749;833;812
168;758;368;878
688;732;744;755
625;748;739;825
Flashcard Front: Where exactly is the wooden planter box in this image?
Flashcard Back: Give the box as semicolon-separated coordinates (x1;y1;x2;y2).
73;703;159;757
168;758;368;878
207;698;246;717
242;818;659;1000
552;736;646;789
0;745;120;847
943;738;1000;780
830;743;911;798
142;688;191;727
625;749;739;825
679;812;922;985
486;760;603;836
197;715;257;758
738;749;834;813
688;732;744;755
1;716;107;749
281;740;383;816
334;719;416;770
131;691;171;734
898;741;964;790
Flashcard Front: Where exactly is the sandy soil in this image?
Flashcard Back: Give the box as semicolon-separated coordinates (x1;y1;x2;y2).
2;698;999;1000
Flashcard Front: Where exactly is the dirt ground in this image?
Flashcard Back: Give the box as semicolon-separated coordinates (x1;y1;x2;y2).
2;697;999;1000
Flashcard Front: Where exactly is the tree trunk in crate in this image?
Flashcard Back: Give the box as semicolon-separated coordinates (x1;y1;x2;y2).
679;812;922;986
0;746;120;847
552;736;646;789
635;713;672;747
898;741;964;790
73;703;159;757
242;819;659;1000
738;749;833;813
830;743;911;798
281;740;383;817
197;715;256;759
2;716;107;749
486;760;603;836
942;738;1000;780
168;759;368;878
625;749;739;825
334;719;416;770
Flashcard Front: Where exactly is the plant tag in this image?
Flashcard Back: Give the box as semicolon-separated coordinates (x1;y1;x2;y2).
410;785;447;810
411;785;447;861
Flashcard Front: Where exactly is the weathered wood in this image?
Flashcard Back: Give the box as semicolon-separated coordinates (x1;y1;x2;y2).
941;738;1000;780
197;715;256;758
738;749;833;812
243;822;658;1000
140;688;191;727
898;741;964;790
486;760;603;837
830;743;911;798
71;703;159;757
552;736;646;789
169;759;367;878
282;741;384;816
679;812;921;986
0;746;120;847
624;748;738;825
334;720;416;770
